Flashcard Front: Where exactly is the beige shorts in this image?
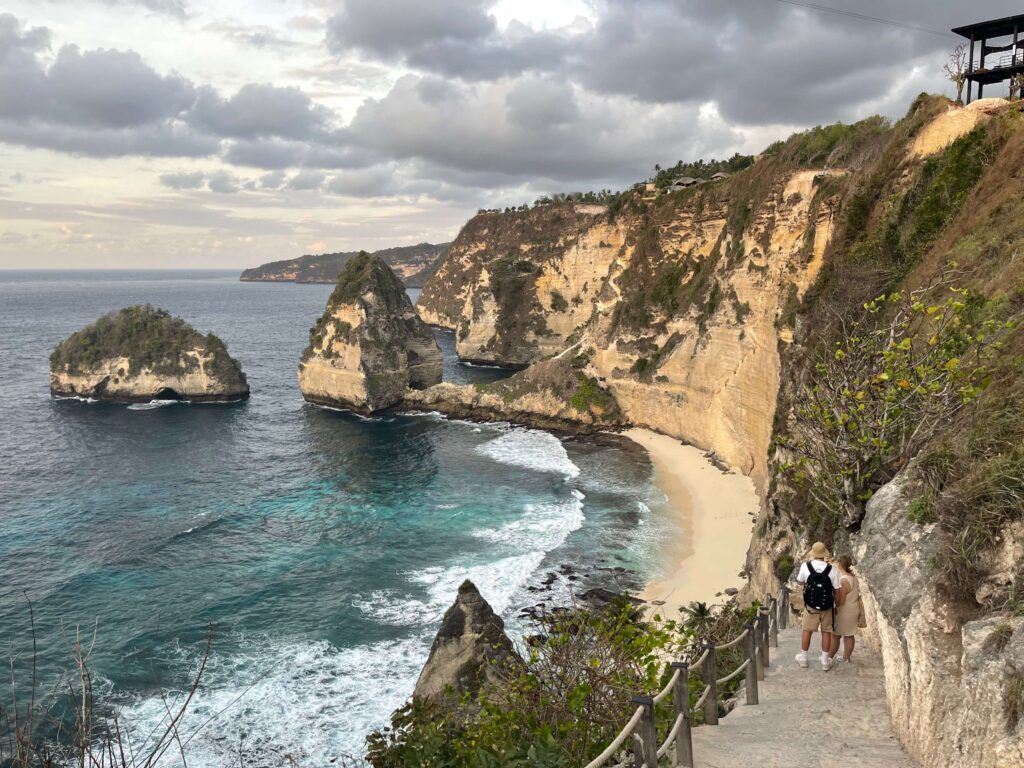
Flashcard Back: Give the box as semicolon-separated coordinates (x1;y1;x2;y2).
801;608;835;633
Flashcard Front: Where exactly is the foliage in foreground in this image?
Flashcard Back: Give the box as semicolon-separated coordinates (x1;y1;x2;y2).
781;272;1010;532
49;305;245;385
366;599;758;767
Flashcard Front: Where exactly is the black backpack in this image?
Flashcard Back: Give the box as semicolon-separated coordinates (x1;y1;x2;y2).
803;562;835;611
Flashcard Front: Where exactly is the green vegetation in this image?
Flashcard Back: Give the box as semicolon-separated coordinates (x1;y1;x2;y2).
774;553;796;582
367;600;758;766
781;279;1008;531
49;305;245;385
764;115;890;167
549;290;569;312
652;153;754;188
569;374;618;417
906;496;937;525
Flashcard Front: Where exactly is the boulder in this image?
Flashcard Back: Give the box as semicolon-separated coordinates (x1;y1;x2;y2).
297;252;442;412
49;305;249;403
414;580;522;703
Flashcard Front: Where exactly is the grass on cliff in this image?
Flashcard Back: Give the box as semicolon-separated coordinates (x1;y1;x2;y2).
49;305;245;385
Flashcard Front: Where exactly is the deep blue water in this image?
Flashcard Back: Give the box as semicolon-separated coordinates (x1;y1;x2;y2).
0;271;666;764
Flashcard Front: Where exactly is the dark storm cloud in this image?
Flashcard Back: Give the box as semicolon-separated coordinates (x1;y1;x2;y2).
189;84;333;140
325;0;570;80
324;0;1022;126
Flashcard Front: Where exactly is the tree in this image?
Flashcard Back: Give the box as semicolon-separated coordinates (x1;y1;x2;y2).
780;270;1009;529
680;601;716;643
1011;73;1024;100
944;44;969;103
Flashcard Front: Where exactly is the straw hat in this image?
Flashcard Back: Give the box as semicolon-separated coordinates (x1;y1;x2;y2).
808;541;830;560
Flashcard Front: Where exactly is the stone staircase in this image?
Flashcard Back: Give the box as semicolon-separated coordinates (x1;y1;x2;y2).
689;626;916;767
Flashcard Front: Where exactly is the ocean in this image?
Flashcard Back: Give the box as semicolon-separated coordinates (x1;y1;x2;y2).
0;270;669;765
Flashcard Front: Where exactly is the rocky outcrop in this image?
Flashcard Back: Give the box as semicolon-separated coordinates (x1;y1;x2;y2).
298;252;442;412
49;306;248;403
240;242;448;284
414;580;522;703
854;474;1024;768
403;357;623;433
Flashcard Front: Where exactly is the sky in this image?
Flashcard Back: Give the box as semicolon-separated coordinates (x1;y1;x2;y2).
0;0;1016;269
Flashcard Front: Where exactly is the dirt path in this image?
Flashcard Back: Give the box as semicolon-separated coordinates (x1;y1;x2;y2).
690;626;916;767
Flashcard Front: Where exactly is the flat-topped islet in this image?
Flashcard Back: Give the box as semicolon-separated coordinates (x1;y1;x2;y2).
298;251;442;413
49;305;249;403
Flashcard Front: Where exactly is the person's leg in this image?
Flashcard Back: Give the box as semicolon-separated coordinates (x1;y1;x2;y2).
801;630;812;652
829;633;841;659
797;612;818;667
844;635;855;660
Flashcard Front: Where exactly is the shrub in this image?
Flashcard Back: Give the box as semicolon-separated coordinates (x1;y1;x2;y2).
780;273;1009;530
774;553;796;582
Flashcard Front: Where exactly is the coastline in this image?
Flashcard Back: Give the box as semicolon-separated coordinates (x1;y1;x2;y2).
623;428;758;612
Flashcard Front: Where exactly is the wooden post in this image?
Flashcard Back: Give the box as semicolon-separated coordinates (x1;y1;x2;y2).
701;644;719;725
632;695;659;768
979;36;987;100
968;35;975;103
744;621;759;706
769;596;779;648
759;607;771;670
755;610;766;681
671;662;694;768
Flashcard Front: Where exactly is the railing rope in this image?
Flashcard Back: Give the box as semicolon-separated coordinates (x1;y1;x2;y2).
585;591;785;767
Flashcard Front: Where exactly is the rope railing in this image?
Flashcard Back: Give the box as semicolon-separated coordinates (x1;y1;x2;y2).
583;586;791;768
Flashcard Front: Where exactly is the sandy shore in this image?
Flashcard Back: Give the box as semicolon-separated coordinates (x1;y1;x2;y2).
624;428;758;612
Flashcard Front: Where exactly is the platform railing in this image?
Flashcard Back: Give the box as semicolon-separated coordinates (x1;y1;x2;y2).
583;587;790;768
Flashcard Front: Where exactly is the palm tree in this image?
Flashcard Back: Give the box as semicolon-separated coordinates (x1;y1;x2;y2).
680;601;716;644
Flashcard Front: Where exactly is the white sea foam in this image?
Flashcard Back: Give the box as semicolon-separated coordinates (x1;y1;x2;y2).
112;633;431;767
354;489;586;628
127;399;179;411
473;491;585;552
475;429;580;479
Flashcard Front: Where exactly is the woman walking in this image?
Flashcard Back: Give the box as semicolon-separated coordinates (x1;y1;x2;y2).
829;555;863;663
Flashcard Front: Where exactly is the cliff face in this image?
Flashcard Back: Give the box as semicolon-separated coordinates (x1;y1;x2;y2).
743;96;1024;768
49;306;248;402
420;172;838;490
854;474;1024;768
298;252;442;412
419;95;1024;766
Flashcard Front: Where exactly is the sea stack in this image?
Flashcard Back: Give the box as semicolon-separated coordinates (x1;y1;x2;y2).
49;305;249;403
297;251;442;412
414;580;522;704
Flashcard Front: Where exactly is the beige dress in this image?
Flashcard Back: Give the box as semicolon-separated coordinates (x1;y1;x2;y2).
834;573;860;636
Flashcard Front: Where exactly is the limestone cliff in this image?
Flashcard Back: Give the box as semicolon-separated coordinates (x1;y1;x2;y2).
418;95;1024;766
414;580;522;704
298;252;442;412
743;95;1024;768
49;305;248;403
420;170;839;490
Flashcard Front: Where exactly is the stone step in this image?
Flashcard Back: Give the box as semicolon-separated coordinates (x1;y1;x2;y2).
689;627;917;767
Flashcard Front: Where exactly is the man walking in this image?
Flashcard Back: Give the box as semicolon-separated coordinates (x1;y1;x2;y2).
795;541;842;671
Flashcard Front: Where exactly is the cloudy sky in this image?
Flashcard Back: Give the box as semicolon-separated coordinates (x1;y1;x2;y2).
0;0;1012;269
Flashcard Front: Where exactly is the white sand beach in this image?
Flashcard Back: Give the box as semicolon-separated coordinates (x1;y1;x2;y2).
624;428;759;612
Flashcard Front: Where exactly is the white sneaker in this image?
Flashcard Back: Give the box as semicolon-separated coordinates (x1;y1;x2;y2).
795;652;808;668
822;655;833;672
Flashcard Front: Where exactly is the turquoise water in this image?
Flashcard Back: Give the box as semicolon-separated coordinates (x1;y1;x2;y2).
0;271;668;764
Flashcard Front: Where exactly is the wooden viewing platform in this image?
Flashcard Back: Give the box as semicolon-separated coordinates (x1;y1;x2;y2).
953;14;1024;101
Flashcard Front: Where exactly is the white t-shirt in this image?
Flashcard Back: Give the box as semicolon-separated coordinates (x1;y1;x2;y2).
796;559;842;590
